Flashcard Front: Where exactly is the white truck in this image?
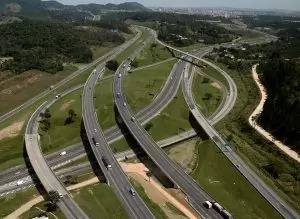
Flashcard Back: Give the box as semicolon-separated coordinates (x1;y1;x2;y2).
212;202;223;212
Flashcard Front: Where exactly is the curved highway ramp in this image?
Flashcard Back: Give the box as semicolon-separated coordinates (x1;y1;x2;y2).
25;100;89;219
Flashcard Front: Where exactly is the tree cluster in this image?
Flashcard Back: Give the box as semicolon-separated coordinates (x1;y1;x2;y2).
105;60;119;71
0;19;126;74
258;57;300;153
102;12;236;47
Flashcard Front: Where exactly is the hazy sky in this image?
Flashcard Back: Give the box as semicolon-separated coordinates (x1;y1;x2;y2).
53;0;300;11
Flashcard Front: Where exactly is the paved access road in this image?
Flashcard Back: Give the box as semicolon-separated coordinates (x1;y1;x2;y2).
25;98;89;219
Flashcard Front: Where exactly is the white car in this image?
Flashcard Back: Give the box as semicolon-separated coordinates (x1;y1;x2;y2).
96;142;100;146
60;151;66;156
118;74;122;78
17;180;24;186
123;102;127;107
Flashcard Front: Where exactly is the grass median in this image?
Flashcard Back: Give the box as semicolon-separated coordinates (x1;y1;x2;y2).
192;71;222;117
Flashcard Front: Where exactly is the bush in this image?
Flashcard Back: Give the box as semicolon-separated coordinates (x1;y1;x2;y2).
106;60;119;71
279;173;295;183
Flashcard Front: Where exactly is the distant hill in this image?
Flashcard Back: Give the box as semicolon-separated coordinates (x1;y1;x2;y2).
76;2;150;14
0;0;149;18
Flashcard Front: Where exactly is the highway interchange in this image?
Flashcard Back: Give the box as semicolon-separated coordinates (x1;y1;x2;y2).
0;26;299;219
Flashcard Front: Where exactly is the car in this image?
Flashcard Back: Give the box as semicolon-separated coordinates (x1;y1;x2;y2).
203;201;212;209
59;193;63;198
60;151;66;156
131;117;135;122
116;93;120;98
123;64;126;68
96;142;100;146
129;187;136;196
236;164;240;168
55;95;59;99
94;129;97;132
123;102;127;107
17;180;24;186
118;74;122;78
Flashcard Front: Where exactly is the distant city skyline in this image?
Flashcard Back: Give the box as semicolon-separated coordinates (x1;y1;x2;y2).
52;0;300;11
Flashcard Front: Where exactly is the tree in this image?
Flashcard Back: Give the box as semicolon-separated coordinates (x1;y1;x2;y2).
65;109;77;125
146;171;152;182
44;109;51;118
144;123;153;131
105;60;119;71
46;190;60;212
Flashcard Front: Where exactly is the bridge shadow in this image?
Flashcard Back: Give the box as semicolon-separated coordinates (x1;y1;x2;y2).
188;112;209;141
23;140;51;201
80;119;105;183
114;105;174;188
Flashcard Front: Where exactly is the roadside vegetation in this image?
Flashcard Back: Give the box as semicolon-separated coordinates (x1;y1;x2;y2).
73;183;129;219
192;71;222;117
124;60;176;113
212;62;300;212
0;187;39;218
191;140;281;219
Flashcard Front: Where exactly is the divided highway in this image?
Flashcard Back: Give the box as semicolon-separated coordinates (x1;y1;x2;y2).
181;52;299;219
114;50;223;218
25;97;89;219
82;29;155;218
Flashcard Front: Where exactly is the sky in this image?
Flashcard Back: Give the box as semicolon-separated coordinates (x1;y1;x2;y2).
53;0;300;11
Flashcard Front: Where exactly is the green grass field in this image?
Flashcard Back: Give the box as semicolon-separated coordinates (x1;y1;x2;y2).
20;202;66;219
212;61;300;212
191;140;281;219
134;39;173;67
73;183;129;219
124;60;177;113
0;66;77;115
192;72;222;117
199;63;229;90
0;188;40;218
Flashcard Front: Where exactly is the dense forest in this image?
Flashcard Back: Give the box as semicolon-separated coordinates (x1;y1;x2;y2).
102;12;236;46
258;57;300;153
0;19;127;74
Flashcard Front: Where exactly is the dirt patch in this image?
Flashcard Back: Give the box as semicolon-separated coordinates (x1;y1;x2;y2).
210;82;222;89
0;120;25;141
122;162;197;219
0;72;43;96
168;139;198;173
60;100;75;111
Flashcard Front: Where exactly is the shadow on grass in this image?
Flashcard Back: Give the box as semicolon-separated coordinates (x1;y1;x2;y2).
79;119;105;183
114;105;174;188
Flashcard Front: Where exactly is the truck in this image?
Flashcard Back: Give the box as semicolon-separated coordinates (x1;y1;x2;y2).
221;209;233;219
102;156;112;169
212;202;223;213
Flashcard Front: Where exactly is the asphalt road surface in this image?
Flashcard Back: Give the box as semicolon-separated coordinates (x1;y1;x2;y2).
181;50;299;219
25;99;89;219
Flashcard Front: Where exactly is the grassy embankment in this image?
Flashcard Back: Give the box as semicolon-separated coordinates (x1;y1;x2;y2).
210;61;300;213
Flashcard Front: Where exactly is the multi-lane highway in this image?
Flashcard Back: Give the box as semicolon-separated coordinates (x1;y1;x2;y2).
0;28;142;123
0;45;232;195
81;29;155;218
181;51;300;219
114;49;224;218
25;96;89;219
